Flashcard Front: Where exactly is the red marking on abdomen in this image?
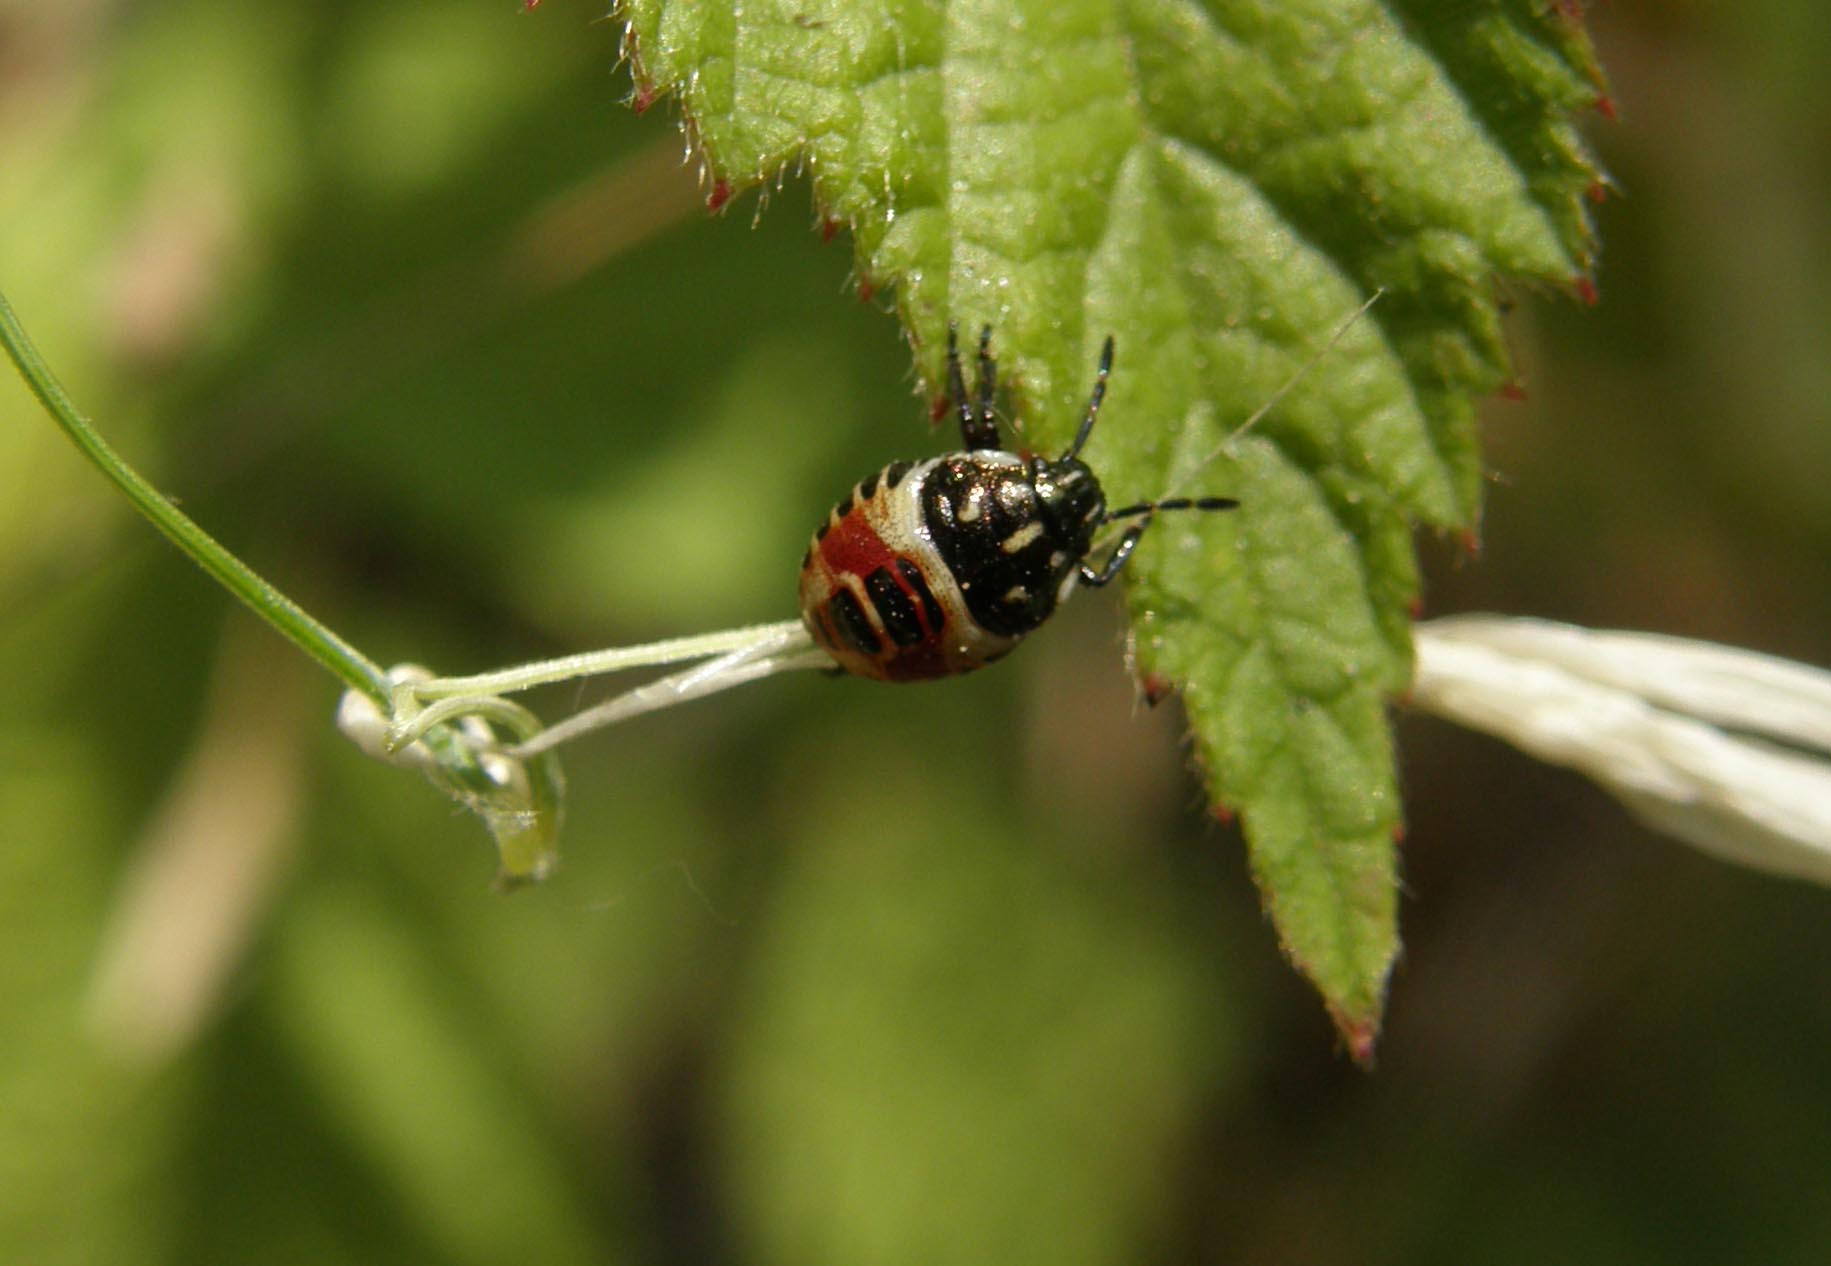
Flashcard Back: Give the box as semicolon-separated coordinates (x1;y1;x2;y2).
803;493;1001;682
818;505;900;580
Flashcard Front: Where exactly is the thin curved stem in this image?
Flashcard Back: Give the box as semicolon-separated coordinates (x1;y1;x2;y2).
510;643;831;758
1;290;388;701
387;692;549;753
411;619;813;699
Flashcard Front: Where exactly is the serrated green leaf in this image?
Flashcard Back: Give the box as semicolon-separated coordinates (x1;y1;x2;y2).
620;0;1603;1048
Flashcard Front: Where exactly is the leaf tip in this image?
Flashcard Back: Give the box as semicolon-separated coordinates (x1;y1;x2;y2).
706;179;734;214
1573;274;1600;306
1331;1005;1383;1068
1593;93;1619;122
819;216;843;243
630;83;658;115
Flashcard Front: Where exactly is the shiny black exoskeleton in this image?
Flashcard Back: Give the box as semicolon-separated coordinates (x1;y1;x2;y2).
798;325;1238;682
921;326;1238;638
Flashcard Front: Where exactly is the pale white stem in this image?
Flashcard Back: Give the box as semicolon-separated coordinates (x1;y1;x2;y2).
1412;616;1831;886
338;665;445;772
410;619;812;699
386;692;554;754
344;621;830;771
336;625;827;885
512;640;830;758
337;664;565;885
1420;616;1831;753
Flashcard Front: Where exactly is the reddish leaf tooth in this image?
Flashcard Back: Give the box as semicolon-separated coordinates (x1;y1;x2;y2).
706;179;733;213
1574;275;1599;306
1139;673;1173;707
631;84;657;115
1338;1014;1380;1069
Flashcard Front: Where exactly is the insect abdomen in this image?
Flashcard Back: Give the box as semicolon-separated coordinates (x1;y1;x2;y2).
798;459;1017;681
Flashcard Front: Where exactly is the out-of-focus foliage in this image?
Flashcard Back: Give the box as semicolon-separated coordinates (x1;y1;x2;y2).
0;2;1828;1265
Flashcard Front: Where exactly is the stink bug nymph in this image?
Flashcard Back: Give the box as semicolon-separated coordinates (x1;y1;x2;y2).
798;327;1239;681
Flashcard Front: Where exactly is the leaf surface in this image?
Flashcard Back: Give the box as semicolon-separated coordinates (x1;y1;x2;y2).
621;0;1604;1046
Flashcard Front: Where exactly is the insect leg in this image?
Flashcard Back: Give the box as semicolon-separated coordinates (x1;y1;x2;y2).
1078;518;1149;587
1082;496;1239;586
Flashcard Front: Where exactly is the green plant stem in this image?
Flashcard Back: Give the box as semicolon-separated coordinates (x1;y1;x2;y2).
0;289;388;702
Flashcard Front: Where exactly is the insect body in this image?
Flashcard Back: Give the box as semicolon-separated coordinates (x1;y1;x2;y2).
799;328;1238;681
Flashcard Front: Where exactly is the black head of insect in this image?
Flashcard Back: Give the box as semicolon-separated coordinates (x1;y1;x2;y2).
943;324;1239;590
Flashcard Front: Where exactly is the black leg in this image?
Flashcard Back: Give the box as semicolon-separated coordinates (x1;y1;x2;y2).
1078;519;1148;587
1081;495;1239;586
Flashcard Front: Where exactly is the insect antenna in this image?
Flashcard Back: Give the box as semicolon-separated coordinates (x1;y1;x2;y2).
1165;288;1385;499
1063;335;1115;461
945;322;970;429
975;324;997;438
947;321;1002;449
1081;293;1378;574
1105;495;1240;520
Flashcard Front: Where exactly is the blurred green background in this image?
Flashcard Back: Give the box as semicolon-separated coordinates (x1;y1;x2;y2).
2;1;1828;1262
